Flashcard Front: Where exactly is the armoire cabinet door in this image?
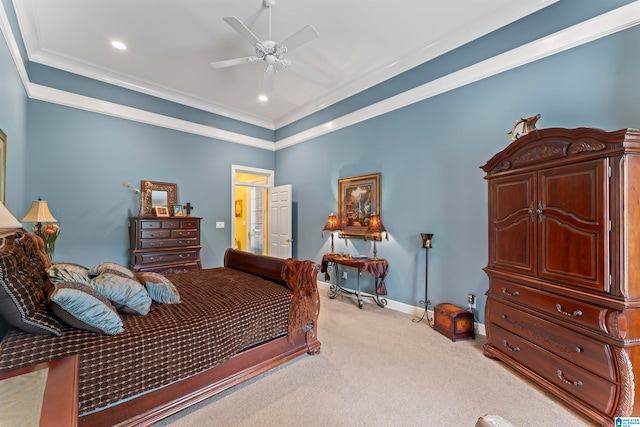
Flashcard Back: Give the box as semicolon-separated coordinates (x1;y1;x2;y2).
488;172;536;275
538;159;609;292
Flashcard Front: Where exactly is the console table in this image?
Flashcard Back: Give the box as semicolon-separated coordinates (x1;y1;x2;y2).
320;254;388;309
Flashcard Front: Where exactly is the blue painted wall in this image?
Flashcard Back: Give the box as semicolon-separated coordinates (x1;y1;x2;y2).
276;24;640;318
0;1;28;214
23;100;275;268
1;0;638;323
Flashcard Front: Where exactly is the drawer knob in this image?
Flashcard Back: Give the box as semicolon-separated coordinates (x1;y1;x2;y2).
150;256;164;262
502;340;520;352
555;304;582;317
575;347;583;353
501;314;507;319
178;254;191;259
556;370;583;387
501;287;519;297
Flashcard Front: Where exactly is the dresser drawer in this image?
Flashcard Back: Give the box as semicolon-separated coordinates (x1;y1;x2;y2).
489;277;608;334
171;229;197;238
489;299;615;381
180;219;198;229
137;262;201;274
491;324;616;415
140;238;197;249
141;230;171;239
136;250;200;266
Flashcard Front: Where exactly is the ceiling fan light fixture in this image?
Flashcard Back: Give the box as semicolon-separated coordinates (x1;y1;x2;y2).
210;0;319;93
258;95;269;102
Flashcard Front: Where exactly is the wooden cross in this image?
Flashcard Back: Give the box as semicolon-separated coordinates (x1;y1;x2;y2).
183;202;194;216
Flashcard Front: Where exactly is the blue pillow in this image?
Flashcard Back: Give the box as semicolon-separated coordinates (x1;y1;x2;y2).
89;262;136;280
47;263;91;285
48;282;124;335
135;272;181;304
90;273;152;315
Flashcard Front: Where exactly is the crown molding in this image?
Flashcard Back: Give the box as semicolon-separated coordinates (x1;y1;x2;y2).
272;0;559;129
2;1;639;152
275;1;640;150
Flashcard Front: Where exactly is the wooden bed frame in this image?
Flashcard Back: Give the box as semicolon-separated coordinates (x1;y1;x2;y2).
80;249;321;427
0;231;320;427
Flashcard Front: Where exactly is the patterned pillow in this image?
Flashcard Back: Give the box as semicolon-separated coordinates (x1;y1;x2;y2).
88;262;136;280
135;271;181;304
0;236;61;336
48;282;124;335
47;263;91;285
90;273;152;315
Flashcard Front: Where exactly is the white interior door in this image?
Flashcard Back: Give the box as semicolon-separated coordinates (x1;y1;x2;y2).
268;184;292;258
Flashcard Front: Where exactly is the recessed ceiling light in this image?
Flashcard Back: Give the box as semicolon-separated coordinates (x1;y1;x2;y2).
258;95;268;102
111;41;127;50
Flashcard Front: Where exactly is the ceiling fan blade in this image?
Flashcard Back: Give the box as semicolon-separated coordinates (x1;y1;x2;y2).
279;25;319;52
223;16;262;46
262;71;274;92
210;57;254;69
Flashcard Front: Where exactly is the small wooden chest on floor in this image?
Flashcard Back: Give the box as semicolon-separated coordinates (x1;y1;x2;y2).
434;303;475;341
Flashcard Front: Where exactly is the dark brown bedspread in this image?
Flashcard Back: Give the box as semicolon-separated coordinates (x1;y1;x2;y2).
0;267;292;415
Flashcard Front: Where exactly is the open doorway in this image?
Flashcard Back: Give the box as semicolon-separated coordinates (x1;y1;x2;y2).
231;166;273;255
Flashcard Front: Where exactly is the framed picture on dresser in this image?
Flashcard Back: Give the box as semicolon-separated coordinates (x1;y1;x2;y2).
155;206;169;217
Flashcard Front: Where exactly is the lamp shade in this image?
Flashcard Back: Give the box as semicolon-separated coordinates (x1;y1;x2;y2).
367;213;387;235
21;198;57;223
421;233;434;248
323;213;340;232
0;202;22;228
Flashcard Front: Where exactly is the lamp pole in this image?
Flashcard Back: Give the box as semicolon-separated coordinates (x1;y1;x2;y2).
413;233;434;327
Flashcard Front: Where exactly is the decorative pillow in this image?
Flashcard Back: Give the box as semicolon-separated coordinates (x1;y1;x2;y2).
90;273;152;315
47;263;91;286
135;271;181;304
89;262;136;280
48;282;124;335
0;236;61;336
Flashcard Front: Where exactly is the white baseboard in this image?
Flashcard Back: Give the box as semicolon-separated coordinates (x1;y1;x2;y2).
317;280;486;336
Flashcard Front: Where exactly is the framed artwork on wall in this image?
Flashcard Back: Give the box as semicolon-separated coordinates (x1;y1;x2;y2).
338;173;381;239
0;129;6;204
235;200;242;217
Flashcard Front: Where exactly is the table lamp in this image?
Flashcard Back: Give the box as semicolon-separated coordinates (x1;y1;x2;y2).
0;202;22;229
365;213;388;260
322;213;340;254
21;198;56;236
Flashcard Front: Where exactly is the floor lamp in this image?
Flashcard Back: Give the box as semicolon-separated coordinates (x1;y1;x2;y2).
413;233;434;327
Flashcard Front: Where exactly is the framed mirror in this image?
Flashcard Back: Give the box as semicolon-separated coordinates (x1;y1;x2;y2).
140;180;178;216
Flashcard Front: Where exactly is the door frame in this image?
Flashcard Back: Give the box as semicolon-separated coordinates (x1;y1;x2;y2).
231;165;274;252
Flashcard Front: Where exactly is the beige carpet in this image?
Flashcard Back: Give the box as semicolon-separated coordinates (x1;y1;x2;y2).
156;291;597;427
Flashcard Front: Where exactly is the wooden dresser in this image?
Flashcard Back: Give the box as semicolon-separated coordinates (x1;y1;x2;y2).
129;216;202;274
481;127;640;425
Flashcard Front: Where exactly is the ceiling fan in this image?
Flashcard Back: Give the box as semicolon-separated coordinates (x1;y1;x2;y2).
210;0;319;92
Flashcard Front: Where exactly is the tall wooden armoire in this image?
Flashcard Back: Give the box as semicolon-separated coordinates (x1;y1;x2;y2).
481;127;640;425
